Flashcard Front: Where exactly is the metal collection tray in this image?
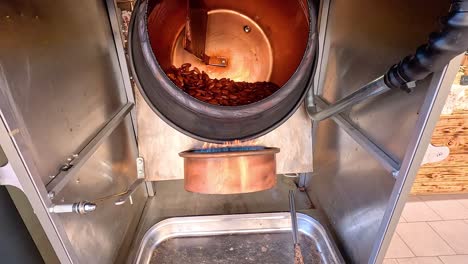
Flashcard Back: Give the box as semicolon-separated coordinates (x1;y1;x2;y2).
133;212;344;264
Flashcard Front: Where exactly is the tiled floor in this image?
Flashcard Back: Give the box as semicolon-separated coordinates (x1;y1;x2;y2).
385;194;468;264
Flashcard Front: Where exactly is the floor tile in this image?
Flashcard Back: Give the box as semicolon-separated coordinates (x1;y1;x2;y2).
449;194;468;209
439;255;468;264
419;196;468;220
383;259;399;264
432;194;468;207
397;223;455;256
385;233;415;258
396;257;443;264
429;221;468;254
402;196;442;222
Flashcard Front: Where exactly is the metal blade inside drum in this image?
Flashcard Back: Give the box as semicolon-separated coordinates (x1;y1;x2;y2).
184;0;208;60
183;0;227;67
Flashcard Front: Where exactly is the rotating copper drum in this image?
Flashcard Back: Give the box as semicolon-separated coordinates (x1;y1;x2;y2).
179;147;280;194
130;0;317;142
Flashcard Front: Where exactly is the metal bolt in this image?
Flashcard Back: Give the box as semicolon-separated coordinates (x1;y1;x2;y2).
48;192;55;199
76;178;80;183
221;59;226;64
138;170;143;175
137;159;143;164
49;175;56;179
243;25;251;33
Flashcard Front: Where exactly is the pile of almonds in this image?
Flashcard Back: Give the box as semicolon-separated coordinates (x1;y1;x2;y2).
165;63;281;106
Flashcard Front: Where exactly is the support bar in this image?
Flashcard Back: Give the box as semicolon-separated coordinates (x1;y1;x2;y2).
46;103;134;196
313;97;401;178
308;76;391;121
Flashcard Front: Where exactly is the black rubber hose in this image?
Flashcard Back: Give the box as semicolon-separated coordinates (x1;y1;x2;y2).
385;0;468;91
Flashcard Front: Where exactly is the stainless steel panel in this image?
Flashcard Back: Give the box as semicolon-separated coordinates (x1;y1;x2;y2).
314;97;400;176
317;0;450;161
47;103;134;196
310;118;395;263
0;0;146;263
134;213;344;264
137;90;314;181
0;0;127;185
372;59;461;264
55;117;146;264
310;0;454;263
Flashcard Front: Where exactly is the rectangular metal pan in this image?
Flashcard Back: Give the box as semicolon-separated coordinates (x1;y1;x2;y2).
133;212;344;264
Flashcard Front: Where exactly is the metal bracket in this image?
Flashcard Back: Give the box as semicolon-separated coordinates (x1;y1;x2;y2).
46;103;133;198
114;157;146;205
136;157;145;178
314;97;401;178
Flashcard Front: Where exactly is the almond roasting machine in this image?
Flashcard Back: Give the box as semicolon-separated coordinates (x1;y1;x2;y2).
0;0;467;263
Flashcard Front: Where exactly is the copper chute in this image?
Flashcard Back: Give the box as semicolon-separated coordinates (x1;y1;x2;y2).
179;147;279;194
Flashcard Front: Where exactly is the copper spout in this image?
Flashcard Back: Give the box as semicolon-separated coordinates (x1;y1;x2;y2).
179;147;279;194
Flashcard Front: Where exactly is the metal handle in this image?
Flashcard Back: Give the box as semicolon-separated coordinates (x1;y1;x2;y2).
114;157;145;205
289;190;299;244
115;178;144;205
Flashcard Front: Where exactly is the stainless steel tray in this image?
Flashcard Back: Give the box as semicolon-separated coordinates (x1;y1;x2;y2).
133;212;344;264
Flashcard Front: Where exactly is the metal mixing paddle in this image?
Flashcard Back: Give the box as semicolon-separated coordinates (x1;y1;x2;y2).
289;190;304;264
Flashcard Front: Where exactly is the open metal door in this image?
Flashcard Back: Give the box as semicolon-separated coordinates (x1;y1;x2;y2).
307;0;461;263
0;0;146;263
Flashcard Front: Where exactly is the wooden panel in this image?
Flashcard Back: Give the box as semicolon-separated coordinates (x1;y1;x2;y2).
432;117;467;138
411;181;468;193
430;135;468;154
412;76;468;194
415;167;467;182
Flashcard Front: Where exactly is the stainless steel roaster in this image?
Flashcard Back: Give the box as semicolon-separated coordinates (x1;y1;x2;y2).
0;0;463;263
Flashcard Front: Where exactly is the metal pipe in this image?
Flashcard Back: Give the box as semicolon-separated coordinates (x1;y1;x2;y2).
49;201;96;215
307;76;391;121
